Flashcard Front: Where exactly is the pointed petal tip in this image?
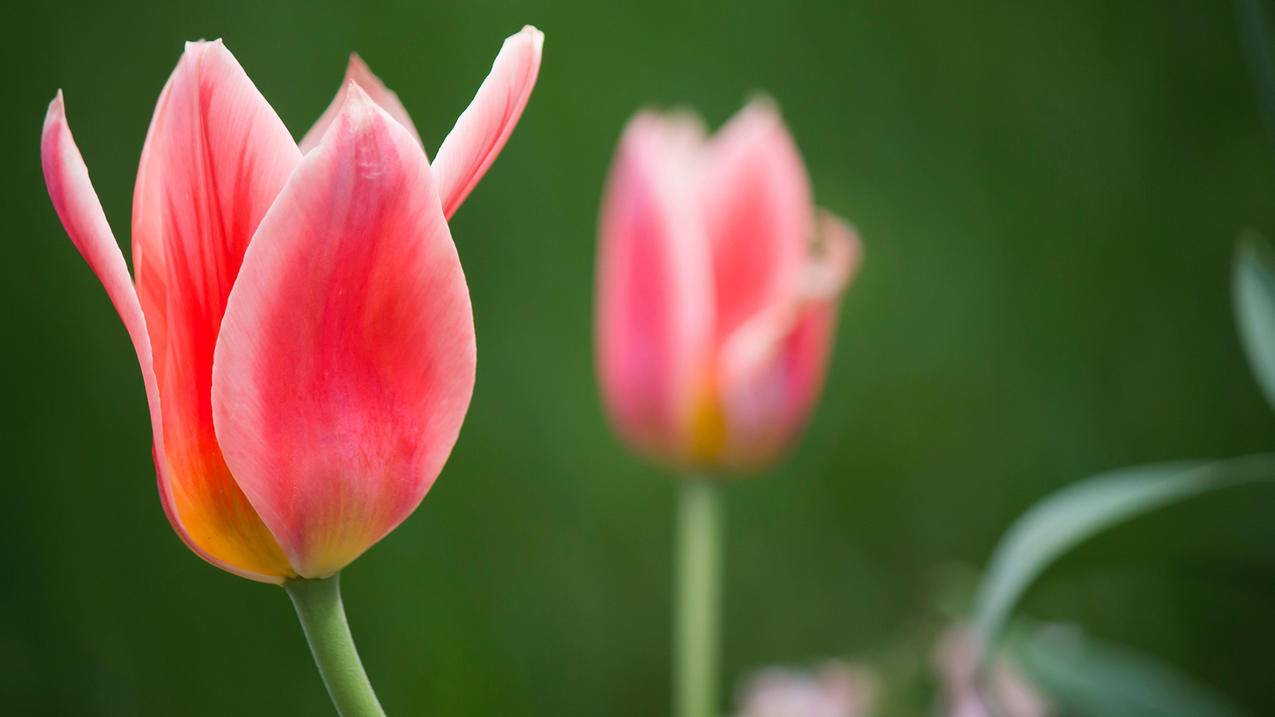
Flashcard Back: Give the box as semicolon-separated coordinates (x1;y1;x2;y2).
718;96;798;156
518;24;545;48
505;25;544;67
736;94;788;135
183;38;223;52
300;51;423;155
338;78;378;118
626;107;708;147
744;92;779;113
44;90;65;129
344;52;373;82
431;25;544;217
178;39;233;72
711;97;801;168
810;210;863;298
319;79;414;153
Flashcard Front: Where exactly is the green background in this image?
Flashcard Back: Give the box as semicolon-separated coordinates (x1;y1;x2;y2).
5;1;1275;714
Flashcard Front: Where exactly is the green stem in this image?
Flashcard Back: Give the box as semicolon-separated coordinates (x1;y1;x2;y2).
284;574;386;717
674;477;722;717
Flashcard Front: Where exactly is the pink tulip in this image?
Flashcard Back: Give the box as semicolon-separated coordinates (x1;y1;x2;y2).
42;29;543;582
596;100;861;472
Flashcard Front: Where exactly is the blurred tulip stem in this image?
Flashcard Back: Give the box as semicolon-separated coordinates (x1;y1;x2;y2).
674;476;722;717
284;574;386;717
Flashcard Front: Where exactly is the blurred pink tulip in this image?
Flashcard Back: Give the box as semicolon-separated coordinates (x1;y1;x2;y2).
596;100;861;472
41;29;542;582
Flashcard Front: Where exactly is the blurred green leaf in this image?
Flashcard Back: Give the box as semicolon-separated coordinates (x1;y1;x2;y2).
1234;232;1275;412
972;455;1275;662
1009;623;1247;717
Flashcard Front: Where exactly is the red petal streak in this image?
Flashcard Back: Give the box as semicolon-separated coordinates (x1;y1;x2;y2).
299;53;423;155
132;40;301;580
432;25;543;219
212;85;476;578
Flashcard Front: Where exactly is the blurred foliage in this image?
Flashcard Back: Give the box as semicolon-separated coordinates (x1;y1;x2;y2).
972;454;1275;661
1234;232;1275;406
5;0;1275;715
1009;623;1245;717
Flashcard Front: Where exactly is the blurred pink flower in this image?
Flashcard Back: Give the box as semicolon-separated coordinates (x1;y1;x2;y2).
934;627;1051;717
41;29;542;582
596;100;861;472
734;661;877;717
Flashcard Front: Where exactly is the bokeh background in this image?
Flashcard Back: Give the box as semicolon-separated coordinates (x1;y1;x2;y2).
5;1;1275;714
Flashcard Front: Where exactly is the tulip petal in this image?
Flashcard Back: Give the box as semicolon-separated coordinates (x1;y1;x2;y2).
703;98;813;344
41;93;283;582
212;85;476;578
718;212;860;467
432;25;543;219
132;40;300;581
596;112;715;465
299;53;423;154
43;94;153;388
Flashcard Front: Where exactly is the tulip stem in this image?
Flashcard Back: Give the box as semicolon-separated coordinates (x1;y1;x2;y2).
284;575;387;717
674;477;722;717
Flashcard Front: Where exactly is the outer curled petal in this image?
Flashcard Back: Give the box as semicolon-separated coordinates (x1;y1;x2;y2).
132;40;300;581
43;94;154;385
595;112;714;466
718;212;860;468
41;94;281;582
299;53;423;154
212;85;476;578
703;98;812;345
432;25;543;219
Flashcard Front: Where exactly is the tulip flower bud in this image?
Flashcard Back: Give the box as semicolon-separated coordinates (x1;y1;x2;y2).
596;100;860;473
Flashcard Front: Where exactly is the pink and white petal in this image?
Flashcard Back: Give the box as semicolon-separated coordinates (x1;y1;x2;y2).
717;212;860;469
703;98;813;345
299;53;423;154
432;25;543;219
800;211;861;303
131;39;300;580
212;85;476;578
42;93;283;583
596;112;715;465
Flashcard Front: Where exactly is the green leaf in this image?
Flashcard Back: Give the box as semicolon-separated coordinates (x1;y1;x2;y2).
972;454;1275;662
1234;232;1275;412
1009;623;1247;717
